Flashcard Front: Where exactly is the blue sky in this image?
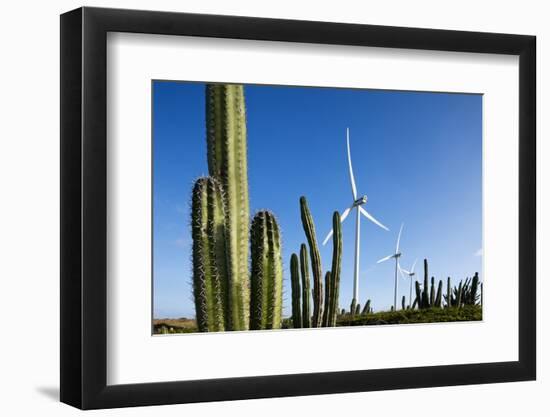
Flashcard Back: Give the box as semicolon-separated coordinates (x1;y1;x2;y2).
153;81;482;318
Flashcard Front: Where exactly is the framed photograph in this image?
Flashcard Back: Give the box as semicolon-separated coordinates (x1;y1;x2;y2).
60;6;536;410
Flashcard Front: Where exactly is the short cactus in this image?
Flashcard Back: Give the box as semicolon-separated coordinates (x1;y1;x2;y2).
191;177;228;332
249;211;283;330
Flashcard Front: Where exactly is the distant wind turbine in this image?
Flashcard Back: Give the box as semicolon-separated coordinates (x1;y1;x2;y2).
322;128;389;306
377;223;406;310
401;258;418;308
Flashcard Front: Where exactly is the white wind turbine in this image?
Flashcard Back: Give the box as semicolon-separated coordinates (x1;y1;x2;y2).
377;223;406;310
322;128;389;306
401;258;418;308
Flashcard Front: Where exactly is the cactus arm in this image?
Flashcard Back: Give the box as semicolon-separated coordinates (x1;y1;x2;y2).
300;244;311;328
290;253;302;328
206;84;250;330
299;197;323;327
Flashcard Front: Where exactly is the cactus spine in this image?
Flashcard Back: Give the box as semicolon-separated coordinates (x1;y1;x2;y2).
249;211;283;330
290;253;302;329
300;244;311;328
300;196;323;327
328;211;343;326
191;177;228;332
206;84;250;330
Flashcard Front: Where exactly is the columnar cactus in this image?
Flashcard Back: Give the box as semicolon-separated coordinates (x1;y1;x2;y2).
290;253;302;329
350;298;357;318
435;280;443;307
300;244;311;328
355;303;361;316
328;211;342;326
249;211;283;330
430;277;435;306
447;277;451;308
422;259;429;308
300;196;323;327
362;299;371;315
471;272;480;305
206;84;250;330
415;281;422;309
401;295;406;310
322;271;332;327
457;280;463;308
191;177;228;332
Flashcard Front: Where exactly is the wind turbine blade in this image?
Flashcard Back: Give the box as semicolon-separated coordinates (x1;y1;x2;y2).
395;223;404;253
359;206;389;231
411;258;418;274
400;268;411;275
322;230;333;246
346;128;358;200
322;206;353;245
340;205;353;222
377;254;393;264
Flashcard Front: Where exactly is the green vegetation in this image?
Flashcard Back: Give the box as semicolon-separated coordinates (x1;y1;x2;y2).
337;305;482;327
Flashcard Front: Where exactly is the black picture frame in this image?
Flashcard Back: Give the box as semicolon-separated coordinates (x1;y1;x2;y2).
60;6;536;410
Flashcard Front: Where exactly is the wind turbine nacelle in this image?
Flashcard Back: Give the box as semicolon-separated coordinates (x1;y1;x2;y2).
354;195;368;206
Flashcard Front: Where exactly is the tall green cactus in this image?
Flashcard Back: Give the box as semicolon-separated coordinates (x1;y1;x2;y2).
300;196;323;327
322;271;332;327
300;244;311;328
290;253;302;329
328;211;342;326
191;177;228;332
401;295;406;310
350;298;357;318
249;211;283;330
206;84;250;330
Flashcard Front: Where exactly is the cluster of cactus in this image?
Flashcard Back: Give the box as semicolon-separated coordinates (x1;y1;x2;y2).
290;198;342;328
192;84;283;332
444;272;481;308
413;259;443;309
